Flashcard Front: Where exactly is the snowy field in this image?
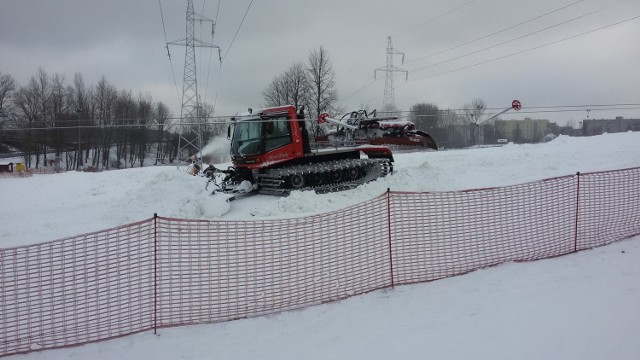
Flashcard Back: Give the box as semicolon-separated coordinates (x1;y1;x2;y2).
2;132;640;359
2;132;639;248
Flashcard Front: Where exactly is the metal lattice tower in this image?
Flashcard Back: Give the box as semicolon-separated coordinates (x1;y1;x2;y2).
168;0;221;162
374;36;408;112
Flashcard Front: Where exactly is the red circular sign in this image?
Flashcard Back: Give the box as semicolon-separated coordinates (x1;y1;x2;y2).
512;100;522;111
318;112;329;124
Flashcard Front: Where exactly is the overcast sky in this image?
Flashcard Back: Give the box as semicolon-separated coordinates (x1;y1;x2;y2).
1;0;639;125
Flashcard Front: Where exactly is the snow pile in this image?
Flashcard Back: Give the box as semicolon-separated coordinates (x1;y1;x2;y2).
0;166;229;247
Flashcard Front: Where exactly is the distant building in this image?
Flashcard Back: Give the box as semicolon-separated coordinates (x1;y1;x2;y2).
547;123;581;137
582;117;640;136
494;118;550;143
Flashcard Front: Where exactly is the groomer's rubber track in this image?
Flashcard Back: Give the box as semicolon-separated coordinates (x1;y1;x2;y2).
257;158;392;196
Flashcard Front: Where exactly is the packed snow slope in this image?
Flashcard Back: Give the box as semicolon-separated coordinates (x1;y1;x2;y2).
1;132;640;248
2;132;640;359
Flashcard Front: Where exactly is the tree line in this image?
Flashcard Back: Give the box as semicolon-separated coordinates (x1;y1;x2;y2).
0;46;519;170
0;68;179;170
408;99;496;149
262;46;338;139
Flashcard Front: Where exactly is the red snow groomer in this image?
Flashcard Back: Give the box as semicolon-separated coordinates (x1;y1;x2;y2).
315;110;438;151
204;105;394;196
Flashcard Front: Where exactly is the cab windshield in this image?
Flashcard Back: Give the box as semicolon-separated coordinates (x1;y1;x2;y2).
231;119;262;157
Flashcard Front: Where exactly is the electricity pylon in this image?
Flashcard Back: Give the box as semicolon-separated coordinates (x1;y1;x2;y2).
374;36;408;113
167;0;221;162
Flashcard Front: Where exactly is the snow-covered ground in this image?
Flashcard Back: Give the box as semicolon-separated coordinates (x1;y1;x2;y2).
2;132;639;248
2;132;640;359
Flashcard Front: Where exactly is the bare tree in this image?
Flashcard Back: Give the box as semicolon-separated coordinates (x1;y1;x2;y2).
307;46;337;120
13;68;52;167
434;108;461;148
114;89;136;168
263;62;311;110
307;46;338;139
199;102;223;139
462;98;486;146
71;73;88;113
134;93;153;167
155;101;173;164
409;103;440;131
5;68;180;170
14;85;37;167
0;73;17;155
65;73;91;169
0;73;17;127
48;73;68;164
34;68;52;167
49;73;67;120
91;76;118;169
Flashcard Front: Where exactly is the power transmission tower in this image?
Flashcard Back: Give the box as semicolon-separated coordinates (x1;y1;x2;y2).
167;0;221;162
374;36;408;113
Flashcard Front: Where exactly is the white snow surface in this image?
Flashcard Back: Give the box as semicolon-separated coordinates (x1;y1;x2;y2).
3;132;639;247
2;132;640;359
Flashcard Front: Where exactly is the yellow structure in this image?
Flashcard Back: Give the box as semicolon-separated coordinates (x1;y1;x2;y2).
494;118;549;143
15;163;26;173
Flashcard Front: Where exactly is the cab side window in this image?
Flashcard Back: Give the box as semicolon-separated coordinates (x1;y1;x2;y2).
264;117;291;152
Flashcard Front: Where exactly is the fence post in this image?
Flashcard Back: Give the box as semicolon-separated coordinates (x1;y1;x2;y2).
153;213;158;335
574;172;580;253
387;188;395;289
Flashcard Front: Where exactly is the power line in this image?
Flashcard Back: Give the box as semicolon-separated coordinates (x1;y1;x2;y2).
222;0;254;63
341;0;477;79
203;0;223;105
391;0;476;38
407;0;630;75
389;103;640;112
407;14;640;83
158;0;182;105
404;107;640;116
339;79;380;104
212;62;223;115
403;0;585;65
4;103;639;131
342;0;629;108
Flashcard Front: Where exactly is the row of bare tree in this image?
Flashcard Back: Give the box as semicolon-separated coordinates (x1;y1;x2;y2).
262;46;338;136
408;99;490;148
0;69;179;170
0;54;501;167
